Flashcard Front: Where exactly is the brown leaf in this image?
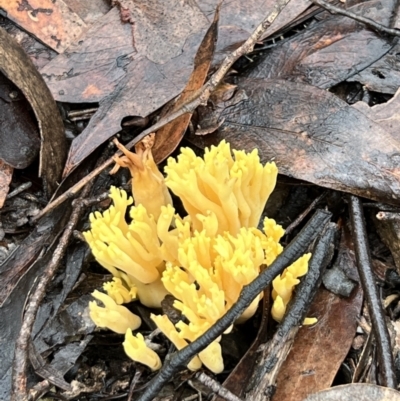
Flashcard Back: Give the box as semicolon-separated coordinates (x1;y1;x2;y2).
348;43;400;95
0;0;87;52
64;0;111;24
0;27;67;195
246;0;396;89
41;0;313;176
303;384;400;401
0;161;13;209
59;1;209;176
273;226;363;401
0;15;57;69
192;78;400;204
352;87;400;142
40;8;134;103
151;3;219;163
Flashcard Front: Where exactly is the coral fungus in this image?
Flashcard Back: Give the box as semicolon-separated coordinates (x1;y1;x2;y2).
84;140;311;373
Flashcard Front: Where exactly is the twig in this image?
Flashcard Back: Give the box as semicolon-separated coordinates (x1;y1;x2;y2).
137;209;332;401
6;182;32;199
349;196;397;388
285;192;327;236
11;185;93;401
246;223;336;400
376;211;400;221
31;0;292;224
195;372;243;401
310;0;400;37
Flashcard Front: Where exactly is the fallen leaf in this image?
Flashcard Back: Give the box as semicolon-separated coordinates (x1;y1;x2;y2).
40;7;135;103
151;3;219;163
41;0;314;176
246;0;396;89
0;161;13;209
352;87;400;142
303;384;400;401
347;42;400;94
64;0;111;24
0;72;40;168
192;78;400;204
60;1;209;176
0;27;67;195
0;0;87;52
273;226;363;401
0;15;57;69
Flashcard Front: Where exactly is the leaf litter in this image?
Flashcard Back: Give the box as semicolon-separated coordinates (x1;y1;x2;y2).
1;1;400;400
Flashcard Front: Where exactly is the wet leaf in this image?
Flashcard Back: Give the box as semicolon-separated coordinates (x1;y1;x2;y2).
41;0;313;176
192;78;400;204
151;3;219;163
273;227;363;401
0;161;13;208
352;87;400;142
0;73;40;168
303;384;400;401
0;0;86;52
0;15;57;69
40;7;134;103
246;0;395;89
0;27;67;195
60;1;209;176
348;42;400;95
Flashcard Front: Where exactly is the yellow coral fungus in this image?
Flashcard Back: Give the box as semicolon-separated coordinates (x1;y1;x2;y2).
83;188;163;284
151;314;202;371
164;140;278;235
112;140;172;220
271;253;312;323
103;277;136;305
89;290;141;334
84;140;313;374
123;331;162;371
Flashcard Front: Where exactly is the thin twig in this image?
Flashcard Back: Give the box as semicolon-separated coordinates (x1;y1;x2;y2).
137;210;331;401
195;372;243;401
310;0;400;37
349;196;397;388
31;0;292;224
246;223;336;400
285;192;327;236
11;185;93;401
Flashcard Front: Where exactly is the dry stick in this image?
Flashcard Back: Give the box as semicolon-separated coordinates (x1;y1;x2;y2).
195;372;244;401
246;223;336;401
285;191;327;236
11;185;93;401
137;209;332;401
348;196;397;389
31;0;292;224
310;0;400;37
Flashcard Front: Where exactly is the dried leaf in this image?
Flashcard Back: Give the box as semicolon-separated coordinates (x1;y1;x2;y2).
193;78;400;204
0;27;67;195
303;384;400;401
0;161;13;209
0;0;86;52
246;0;395;89
60;1;209;176
151;3;219;163
41;0;313;175
352;87;400;142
